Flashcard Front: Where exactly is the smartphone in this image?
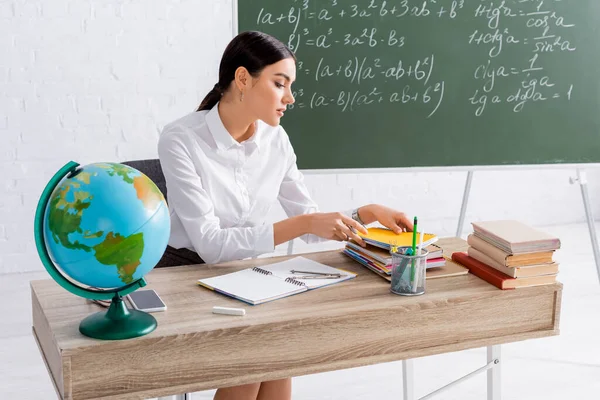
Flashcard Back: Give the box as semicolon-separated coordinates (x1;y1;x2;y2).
127;290;167;312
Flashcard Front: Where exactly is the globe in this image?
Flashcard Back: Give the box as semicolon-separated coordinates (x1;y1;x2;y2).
34;161;171;340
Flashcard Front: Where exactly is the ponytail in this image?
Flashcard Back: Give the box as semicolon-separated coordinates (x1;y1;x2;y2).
195;31;296;112
197;83;223;111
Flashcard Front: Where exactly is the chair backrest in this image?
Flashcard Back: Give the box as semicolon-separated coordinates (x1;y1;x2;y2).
121;159;168;202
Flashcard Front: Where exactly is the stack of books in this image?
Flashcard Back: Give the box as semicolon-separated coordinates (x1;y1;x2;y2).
452;220;561;289
344;241;446;276
342;228;450;280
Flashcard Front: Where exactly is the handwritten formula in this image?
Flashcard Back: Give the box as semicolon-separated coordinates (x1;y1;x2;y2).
248;0;577;118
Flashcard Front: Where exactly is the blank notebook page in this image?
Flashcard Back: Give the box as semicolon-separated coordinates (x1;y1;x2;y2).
198;269;305;304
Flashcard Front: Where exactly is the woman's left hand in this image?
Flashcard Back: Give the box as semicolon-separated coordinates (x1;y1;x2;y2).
358;204;414;234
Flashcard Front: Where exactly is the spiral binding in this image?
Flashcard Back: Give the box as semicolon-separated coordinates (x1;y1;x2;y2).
252;267;272;275
284;277;306;287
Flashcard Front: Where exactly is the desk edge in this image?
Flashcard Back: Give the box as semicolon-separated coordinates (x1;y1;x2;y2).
31;283;70;400
32;326;65;400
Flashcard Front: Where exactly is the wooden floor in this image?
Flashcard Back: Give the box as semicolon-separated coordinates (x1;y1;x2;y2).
1;223;599;399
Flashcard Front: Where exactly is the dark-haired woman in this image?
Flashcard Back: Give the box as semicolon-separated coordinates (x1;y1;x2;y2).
158;31;413;400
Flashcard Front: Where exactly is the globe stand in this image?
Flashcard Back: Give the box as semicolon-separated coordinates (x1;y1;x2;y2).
79;293;157;340
34;161;161;341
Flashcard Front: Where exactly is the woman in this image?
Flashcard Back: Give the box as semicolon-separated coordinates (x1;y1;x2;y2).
157;31;413;400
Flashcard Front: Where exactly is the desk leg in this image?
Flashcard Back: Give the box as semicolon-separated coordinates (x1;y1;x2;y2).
455;170;474;238
417;347;500;400
403;359;415;400
487;345;501;400
571;169;600;284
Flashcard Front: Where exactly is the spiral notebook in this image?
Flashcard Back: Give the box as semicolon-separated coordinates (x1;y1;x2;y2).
197;256;357;305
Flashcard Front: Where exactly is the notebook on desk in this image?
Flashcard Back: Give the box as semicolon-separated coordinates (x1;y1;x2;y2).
197;256;357;305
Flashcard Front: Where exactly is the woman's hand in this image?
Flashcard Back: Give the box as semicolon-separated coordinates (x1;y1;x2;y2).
308;212;368;246
358;204;414;234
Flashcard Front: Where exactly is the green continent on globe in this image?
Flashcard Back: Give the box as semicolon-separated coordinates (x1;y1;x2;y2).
47;172;99;252
93;232;145;284
98;163;136;184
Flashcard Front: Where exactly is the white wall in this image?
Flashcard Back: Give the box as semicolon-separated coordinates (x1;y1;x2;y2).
1;0;599;273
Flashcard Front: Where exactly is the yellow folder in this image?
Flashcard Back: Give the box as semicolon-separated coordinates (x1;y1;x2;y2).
358;228;438;248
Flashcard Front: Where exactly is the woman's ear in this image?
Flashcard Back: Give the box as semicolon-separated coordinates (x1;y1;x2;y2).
234;66;251;92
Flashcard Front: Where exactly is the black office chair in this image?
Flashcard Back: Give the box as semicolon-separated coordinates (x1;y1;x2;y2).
122;159;204;268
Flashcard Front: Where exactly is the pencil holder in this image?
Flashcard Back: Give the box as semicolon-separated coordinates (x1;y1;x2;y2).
390;247;427;296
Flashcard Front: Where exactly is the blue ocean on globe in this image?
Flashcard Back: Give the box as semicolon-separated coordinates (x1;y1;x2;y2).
43;163;170;289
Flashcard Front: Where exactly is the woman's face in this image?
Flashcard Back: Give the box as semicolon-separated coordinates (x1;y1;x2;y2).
247;57;296;127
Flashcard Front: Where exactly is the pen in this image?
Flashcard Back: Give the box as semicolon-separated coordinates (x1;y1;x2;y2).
414;229;425;293
411;216;418;255
291;275;342;279
410;216;418;283
290;269;340;276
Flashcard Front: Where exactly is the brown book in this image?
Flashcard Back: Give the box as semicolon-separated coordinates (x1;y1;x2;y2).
471;220;561;254
467;234;554;267
467;247;559;278
452;252;557;290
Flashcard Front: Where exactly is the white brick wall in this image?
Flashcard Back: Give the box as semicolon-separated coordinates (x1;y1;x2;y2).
1;0;599;274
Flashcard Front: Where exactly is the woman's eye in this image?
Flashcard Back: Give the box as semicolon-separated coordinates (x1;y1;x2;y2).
275;82;285;88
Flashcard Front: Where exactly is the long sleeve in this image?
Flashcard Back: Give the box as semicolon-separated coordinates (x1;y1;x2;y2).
158;130;275;264
277;140;353;244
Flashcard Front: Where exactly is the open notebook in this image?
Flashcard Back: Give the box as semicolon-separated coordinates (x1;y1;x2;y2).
197;256;357;305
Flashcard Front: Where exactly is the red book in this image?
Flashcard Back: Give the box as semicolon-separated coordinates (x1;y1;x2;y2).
451;252;557;290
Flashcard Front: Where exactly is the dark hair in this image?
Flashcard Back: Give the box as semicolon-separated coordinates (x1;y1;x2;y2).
197;31;296;111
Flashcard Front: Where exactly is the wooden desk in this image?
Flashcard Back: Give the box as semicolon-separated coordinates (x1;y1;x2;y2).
31;238;562;400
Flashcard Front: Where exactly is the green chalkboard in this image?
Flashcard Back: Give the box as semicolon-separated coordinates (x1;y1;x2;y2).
239;0;600;170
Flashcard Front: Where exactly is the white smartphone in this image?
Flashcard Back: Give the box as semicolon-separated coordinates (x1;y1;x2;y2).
127;290;167;312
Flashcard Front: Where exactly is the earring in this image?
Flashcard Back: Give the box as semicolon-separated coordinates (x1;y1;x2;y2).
240;91;244;102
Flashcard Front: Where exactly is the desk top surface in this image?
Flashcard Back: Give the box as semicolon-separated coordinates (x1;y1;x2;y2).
31;237;561;356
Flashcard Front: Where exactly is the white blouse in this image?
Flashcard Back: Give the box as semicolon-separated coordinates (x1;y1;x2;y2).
157;103;346;264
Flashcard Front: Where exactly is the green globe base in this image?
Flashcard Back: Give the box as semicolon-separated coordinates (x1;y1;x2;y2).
79;294;157;340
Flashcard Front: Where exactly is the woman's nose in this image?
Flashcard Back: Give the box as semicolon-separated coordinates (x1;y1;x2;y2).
286;91;295;105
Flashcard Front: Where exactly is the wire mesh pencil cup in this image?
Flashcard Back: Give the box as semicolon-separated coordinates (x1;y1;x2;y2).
389;246;427;296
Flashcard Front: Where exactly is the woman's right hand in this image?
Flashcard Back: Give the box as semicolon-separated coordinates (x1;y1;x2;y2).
308;212;368;246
